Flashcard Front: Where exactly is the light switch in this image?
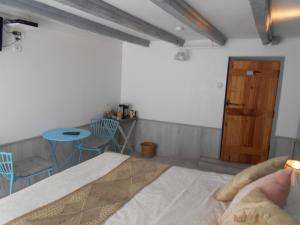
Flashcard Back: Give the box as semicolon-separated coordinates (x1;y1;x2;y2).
217;82;223;88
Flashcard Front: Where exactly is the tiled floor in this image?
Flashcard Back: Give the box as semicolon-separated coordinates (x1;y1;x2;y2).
131;152;250;175
197;157;250;175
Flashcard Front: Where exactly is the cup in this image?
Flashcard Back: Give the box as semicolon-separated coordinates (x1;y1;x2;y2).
117;112;123;120
129;110;136;119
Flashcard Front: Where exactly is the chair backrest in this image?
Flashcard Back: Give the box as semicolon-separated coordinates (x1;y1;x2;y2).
0;151;14;177
90;119;119;139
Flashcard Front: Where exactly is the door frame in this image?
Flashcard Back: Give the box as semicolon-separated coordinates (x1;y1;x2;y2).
220;56;285;161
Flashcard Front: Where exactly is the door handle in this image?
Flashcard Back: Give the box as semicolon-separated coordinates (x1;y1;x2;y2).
226;100;245;106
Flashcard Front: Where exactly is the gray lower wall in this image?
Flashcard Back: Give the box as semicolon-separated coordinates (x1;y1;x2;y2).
294;141;300;159
1;137;71;164
133;119;299;161
0;125;92;165
133;119;221;161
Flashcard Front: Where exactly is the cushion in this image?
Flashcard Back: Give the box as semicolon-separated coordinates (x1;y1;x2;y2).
215;156;288;201
221;188;300;225
221;169;292;224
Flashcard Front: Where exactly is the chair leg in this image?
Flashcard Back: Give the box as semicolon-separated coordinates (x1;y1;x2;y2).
104;144;110;152
9;176;14;195
112;139;120;153
79;149;83;163
47;169;53;177
28;177;32;185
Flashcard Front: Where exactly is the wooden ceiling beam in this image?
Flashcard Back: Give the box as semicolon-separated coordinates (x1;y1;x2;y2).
151;0;227;46
0;0;151;47
249;0;280;45
53;0;185;47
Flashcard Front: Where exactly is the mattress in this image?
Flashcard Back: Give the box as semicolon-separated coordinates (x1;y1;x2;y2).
0;152;299;225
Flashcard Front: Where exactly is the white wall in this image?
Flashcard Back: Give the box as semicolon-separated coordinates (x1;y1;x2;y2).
0;21;122;144
121;38;300;138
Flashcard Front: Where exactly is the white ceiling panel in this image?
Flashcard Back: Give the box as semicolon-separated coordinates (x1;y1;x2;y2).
35;0;156;41
184;0;258;39
105;0;259;40
104;0;203;40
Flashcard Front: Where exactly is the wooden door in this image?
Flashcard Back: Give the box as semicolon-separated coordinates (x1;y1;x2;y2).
220;60;280;164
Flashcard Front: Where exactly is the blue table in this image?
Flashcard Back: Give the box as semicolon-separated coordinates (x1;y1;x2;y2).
42;128;91;171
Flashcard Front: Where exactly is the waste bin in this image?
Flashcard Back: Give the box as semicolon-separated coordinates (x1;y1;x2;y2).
141;142;156;158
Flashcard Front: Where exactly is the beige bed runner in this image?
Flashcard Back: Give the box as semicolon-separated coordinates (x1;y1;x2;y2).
6;157;170;225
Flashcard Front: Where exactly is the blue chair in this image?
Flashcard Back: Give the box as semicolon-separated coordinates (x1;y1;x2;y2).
75;119;119;162
0;151;53;195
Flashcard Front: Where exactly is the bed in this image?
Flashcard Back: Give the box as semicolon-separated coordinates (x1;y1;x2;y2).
0;152;299;225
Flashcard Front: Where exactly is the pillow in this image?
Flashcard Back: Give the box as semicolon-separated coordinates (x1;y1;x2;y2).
221;188;300;225
221;169;292;224
215;156;288;201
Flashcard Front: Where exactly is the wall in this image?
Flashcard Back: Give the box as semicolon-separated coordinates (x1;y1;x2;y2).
121;38;300;139
132;119;297;161
0;20;122;144
133;119;221;160
0;18;122;196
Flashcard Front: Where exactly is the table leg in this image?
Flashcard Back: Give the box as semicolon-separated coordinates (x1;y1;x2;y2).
119;120;136;154
48;141;60;171
65;143;79;166
112;138;121;152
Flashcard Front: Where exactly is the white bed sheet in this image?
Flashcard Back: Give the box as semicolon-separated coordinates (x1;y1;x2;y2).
1;153;298;225
105;166;232;225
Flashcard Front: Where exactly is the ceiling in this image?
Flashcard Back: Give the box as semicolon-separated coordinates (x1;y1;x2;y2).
104;0;258;40
104;0;300;40
272;0;300;37
3;0;300;43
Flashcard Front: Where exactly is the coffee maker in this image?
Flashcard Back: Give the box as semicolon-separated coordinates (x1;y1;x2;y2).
119;104;129;119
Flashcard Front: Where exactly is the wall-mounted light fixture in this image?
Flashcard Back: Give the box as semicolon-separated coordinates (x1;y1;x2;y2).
174;49;189;61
